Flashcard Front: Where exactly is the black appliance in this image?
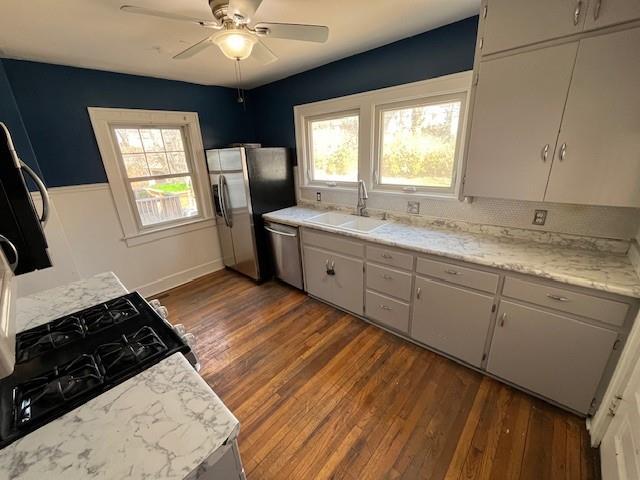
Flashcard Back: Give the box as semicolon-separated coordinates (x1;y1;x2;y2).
207;147;296;282
0;122;51;275
0;292;190;449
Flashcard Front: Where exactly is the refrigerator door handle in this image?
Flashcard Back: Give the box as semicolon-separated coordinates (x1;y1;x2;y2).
219;174;233;227
217;174;228;226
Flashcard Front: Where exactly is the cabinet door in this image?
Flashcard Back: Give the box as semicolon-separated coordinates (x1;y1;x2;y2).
487;301;617;413
482;0;586;54
303;246;363;315
464;42;578;201
584;0;640;30
411;277;494;368
545;27;640;207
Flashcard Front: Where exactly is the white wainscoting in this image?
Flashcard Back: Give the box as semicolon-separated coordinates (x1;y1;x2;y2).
17;183;223;298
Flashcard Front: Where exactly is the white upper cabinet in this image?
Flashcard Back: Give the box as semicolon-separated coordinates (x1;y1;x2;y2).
545;27;640;207
584;0;640;30
464;43;578;201
482;0;587;55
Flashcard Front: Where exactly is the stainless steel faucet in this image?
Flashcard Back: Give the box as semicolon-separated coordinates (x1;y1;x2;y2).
356;179;369;217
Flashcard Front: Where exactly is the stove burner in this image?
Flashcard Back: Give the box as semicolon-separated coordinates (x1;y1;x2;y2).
84;298;139;334
16;318;86;364
96;326;167;378
13;355;103;427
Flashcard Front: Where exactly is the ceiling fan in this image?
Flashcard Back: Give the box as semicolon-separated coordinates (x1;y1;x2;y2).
120;0;329;64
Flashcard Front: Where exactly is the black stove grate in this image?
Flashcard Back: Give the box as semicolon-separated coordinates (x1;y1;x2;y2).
96;326;168;378
15;317;86;364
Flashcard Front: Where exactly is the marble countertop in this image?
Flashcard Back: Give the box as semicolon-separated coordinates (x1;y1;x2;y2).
2;273;239;479
264;206;640;298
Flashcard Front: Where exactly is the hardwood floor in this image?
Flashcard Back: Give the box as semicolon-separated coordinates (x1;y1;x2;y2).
152;269;601;480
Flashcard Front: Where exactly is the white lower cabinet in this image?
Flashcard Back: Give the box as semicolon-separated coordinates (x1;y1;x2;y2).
411;276;494;368
365;290;410;333
487;301;618;414
303;245;364;315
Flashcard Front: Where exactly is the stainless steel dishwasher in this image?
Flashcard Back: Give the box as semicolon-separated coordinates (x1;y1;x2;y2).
264;222;303;290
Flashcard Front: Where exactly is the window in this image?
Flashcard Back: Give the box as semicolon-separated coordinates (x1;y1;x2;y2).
294;72;471;198
89;108;213;246
113;127;200;227
307;112;359;184
376;94;464;192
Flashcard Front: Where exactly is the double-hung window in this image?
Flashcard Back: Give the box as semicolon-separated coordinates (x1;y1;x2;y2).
113;126;200;227
89;108;212;246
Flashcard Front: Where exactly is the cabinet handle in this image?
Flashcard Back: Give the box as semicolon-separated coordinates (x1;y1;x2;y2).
594;0;601;20
559;143;567;161
573;0;582;25
444;269;461;276
379;304;392;311
325;260;335;276
381;253;393;259
547;294;569;302
499;313;507;327
541;144;549;162
382;274;393;280
416;287;421;299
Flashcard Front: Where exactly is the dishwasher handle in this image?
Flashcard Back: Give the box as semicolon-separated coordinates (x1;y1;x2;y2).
265;225;297;237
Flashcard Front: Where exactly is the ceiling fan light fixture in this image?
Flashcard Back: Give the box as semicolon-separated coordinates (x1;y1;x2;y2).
213;30;257;60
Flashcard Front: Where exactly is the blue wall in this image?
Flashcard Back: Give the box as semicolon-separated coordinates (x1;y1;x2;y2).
248;16;478;150
1;16;477;187
0;60;42;178
2;60;253;187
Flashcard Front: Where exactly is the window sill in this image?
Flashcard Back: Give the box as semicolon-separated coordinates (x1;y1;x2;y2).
369;188;460;201
122;217;215;247
300;184;357;192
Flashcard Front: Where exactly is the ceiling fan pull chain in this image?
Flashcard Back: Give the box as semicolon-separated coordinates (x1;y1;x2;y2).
235;59;246;107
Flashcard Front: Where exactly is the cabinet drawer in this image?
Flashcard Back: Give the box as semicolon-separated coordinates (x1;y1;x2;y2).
366;245;413;270
366;264;412;301
416;257;499;293
503;277;629;327
365;290;410;333
302;228;364;258
488;301;617;413
303;246;364;315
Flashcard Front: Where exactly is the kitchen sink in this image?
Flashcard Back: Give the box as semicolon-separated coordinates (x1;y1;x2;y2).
305;212;386;233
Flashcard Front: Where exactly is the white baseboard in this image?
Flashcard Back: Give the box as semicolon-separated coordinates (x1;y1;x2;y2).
135;258;224;297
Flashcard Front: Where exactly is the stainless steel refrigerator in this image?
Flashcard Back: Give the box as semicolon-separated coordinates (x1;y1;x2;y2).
207;147;295;281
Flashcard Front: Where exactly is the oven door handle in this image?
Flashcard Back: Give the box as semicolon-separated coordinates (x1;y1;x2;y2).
20;160;50;228
0;234;19;272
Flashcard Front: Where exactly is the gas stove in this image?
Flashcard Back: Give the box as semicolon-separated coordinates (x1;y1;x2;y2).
0;292;190;449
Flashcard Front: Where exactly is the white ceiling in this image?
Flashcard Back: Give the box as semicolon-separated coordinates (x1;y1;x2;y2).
0;0;479;88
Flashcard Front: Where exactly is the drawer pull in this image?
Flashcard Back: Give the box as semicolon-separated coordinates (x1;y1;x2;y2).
381;253;393;259
416;287;421;299
444;269;461;276
499;312;507;327
382;274;393;280
325;260;335;276
379;304;392;311
547;294;569;302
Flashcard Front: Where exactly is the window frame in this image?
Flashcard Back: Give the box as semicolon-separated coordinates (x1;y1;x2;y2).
111;124;203;231
304;109;361;187
373;91;467;196
294;71;472;200
89;108;213;246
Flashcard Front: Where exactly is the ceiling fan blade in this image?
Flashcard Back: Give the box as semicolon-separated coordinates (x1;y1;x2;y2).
253;23;329;43
120;5;219;27
173;35;214;59
251;40;278;65
228;0;264;22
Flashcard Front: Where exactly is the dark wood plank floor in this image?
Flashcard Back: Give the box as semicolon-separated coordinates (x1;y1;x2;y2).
152;269;600;480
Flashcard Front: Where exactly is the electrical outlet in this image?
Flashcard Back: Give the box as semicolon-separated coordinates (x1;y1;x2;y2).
533;209;547;226
316;192;321;202
407;201;420;214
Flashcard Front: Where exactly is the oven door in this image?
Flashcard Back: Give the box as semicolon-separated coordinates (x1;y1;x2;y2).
0;122;51;275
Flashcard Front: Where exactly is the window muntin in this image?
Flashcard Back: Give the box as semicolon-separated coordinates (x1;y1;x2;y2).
377;96;463;191
113;127;200;227
307;112;359;184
